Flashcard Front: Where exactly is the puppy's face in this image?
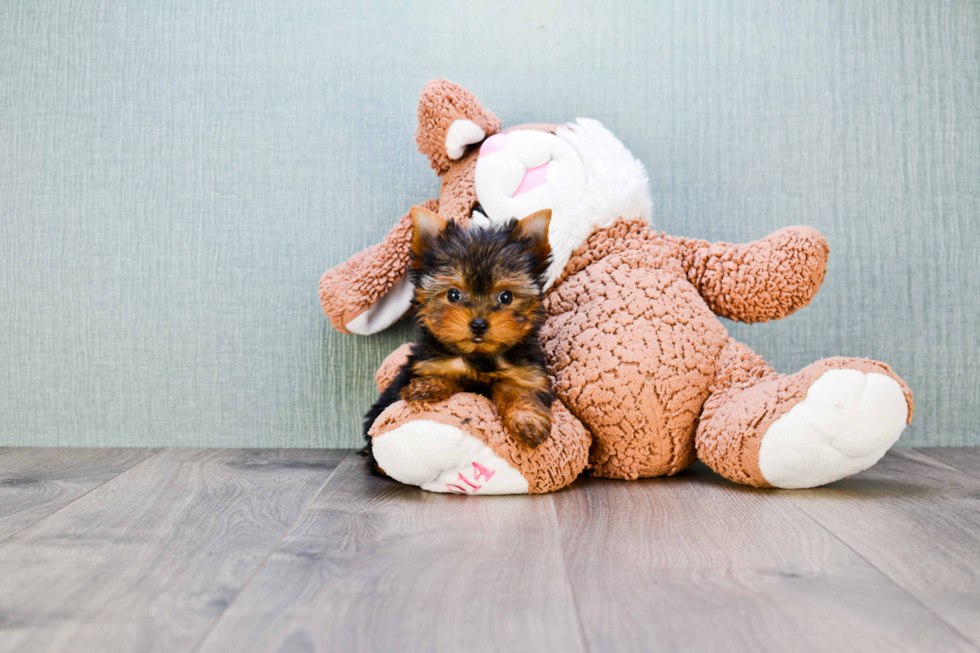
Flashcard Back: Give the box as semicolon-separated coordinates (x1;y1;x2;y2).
409;207;551;355
417;260;541;355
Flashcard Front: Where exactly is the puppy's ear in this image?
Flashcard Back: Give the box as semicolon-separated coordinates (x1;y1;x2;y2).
410;206;447;259
514;209;552;273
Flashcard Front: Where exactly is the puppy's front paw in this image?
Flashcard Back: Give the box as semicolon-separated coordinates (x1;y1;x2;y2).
401;376;455;404
503;407;552;448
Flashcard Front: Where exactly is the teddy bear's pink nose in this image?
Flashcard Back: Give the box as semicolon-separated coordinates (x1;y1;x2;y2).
479;133;509;158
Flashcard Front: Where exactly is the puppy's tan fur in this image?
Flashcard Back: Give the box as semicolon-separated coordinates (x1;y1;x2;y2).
370;206;555;448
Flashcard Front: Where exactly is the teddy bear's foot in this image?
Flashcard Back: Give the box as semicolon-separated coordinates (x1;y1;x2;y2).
373;420;530;494
697;340;914;489
368;393;591;495
757;369;909;489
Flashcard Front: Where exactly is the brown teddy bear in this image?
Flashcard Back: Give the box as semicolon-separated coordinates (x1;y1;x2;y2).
320;79;913;495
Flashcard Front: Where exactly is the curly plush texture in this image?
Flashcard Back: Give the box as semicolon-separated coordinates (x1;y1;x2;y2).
544;220;731;479
318;115;532;333
665;227;830;323
695;342;914;486
368;391;591;494
319;199;438;334
436;151;479;226
416;79;502;176
376;343;413;392
321;80;914;493
544;219;902;484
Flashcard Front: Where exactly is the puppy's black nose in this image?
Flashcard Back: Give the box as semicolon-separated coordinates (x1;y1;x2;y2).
469;318;488;336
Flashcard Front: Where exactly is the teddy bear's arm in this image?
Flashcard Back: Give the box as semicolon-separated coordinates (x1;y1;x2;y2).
664;226;830;323
375;343;413;391
319;199;438;335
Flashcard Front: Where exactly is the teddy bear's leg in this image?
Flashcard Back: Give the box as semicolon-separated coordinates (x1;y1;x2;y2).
696;338;913;488
368;394;591;495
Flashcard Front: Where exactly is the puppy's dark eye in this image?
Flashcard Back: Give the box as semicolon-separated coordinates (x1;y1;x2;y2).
497;290;513;305
447;289;461;303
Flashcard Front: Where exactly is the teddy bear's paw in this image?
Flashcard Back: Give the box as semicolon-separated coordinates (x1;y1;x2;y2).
757;370;909;489
372;420;529;495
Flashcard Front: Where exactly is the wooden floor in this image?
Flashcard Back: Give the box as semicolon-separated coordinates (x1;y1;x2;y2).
0;448;978;653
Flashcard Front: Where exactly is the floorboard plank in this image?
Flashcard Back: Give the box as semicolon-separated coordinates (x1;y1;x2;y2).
0;448;346;653
916;447;980;481
195;454;586;653
784;449;980;648
554;464;976;653
0;448;158;541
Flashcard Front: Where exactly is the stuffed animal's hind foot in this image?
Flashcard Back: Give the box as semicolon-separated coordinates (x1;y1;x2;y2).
372;419;529;494
758;369;910;488
367;393;590;495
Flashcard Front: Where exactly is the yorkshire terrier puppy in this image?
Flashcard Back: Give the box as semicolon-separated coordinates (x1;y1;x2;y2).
364;206;555;469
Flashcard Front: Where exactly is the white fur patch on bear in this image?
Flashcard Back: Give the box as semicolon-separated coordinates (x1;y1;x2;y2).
344;275;414;335
473;119;652;289
758;370;909;489
475;129;588;289
372;420;529;495
445;119;486;160
554;118;653;256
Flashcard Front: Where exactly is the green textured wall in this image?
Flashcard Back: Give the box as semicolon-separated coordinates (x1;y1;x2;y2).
1;0;977;447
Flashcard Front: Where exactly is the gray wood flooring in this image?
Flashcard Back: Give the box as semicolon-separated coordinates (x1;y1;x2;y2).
0;447;977;653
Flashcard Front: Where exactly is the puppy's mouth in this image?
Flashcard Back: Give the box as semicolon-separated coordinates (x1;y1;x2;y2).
468;337;504;354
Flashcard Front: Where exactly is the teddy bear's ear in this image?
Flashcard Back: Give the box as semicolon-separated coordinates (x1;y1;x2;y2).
415;79;502;176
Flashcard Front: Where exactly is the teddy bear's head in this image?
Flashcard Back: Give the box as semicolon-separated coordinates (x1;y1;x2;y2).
322;79;657;336
417;79;653;289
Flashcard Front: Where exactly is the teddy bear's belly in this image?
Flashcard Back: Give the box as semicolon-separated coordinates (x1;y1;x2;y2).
542;259;729;479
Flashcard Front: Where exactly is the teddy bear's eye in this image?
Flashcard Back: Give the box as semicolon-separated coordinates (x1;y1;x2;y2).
497;290;513;305
447;289;461;303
